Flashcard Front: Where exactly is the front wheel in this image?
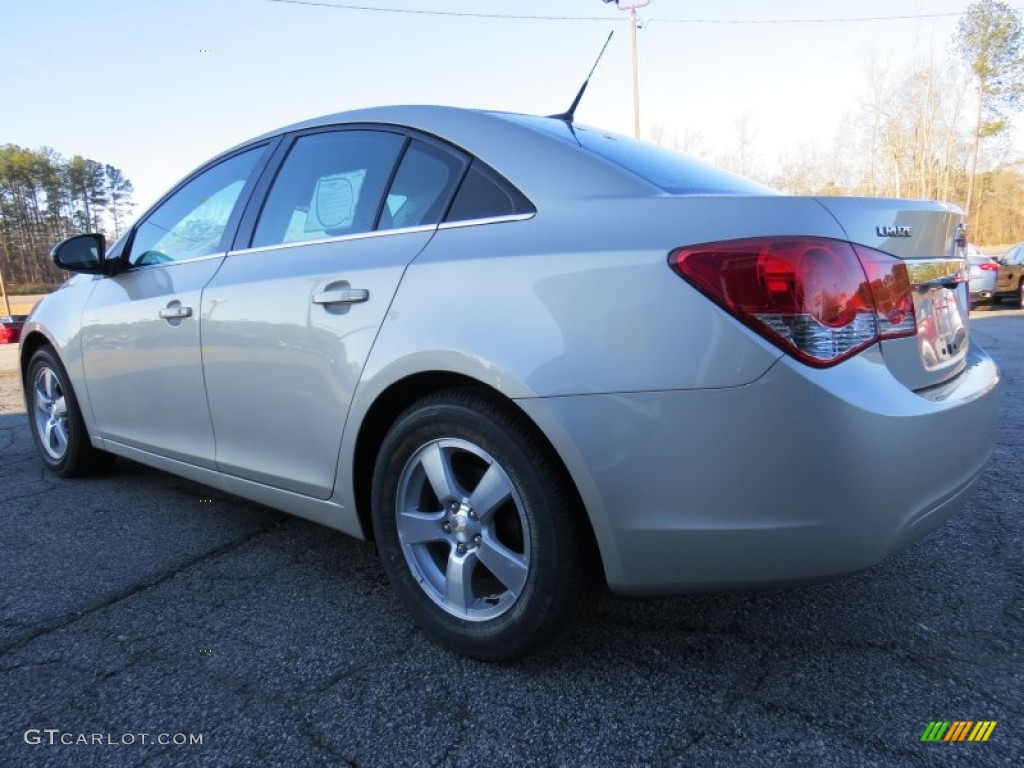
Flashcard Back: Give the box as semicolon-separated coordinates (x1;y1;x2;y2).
25;345;112;477
371;389;592;660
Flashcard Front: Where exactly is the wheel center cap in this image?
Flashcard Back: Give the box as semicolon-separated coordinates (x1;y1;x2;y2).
449;503;480;544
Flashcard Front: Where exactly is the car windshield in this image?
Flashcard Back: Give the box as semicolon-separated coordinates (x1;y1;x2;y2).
502;113;776;195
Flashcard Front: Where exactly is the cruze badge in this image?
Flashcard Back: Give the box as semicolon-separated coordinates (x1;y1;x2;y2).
877;225;913;237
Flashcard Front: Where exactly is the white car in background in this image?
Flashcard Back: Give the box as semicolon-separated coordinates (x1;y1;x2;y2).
967;244;999;308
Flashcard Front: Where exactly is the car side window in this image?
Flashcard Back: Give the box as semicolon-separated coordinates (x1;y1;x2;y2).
444;160;535;223
252;130;404;248
379;140;463;231
127;147;265;266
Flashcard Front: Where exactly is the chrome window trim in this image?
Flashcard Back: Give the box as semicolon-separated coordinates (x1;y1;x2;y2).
230;224;439;256
226;213;535;257
121;252;226;273
438;212;536;230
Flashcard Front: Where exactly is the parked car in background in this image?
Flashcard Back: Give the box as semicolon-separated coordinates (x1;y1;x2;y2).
21;105;1000;659
967;245;999;309
0;315;27;344
994;242;1024;308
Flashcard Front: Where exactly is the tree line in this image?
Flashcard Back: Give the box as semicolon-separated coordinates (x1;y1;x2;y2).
764;56;1024;246
657;0;1024;246
0;144;133;291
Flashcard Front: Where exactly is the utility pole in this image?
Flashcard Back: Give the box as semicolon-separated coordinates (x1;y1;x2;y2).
606;0;650;138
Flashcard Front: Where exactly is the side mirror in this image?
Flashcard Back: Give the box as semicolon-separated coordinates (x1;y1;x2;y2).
51;233;107;274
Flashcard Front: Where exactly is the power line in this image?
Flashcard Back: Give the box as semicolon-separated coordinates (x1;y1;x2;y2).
265;0;1020;25
264;0;613;21
657;12;964;25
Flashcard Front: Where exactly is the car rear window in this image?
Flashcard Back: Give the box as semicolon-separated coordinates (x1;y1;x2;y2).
502;114;776;196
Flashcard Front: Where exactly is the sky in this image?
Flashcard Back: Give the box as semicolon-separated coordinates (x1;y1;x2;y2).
2;0;1021;213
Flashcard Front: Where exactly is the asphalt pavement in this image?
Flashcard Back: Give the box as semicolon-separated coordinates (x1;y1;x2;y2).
1;315;1021;767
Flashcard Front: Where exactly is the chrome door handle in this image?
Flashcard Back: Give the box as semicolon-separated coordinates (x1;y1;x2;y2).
312;288;369;305
158;306;193;319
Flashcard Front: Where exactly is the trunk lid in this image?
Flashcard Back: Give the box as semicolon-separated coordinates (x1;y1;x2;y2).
814;197;969;390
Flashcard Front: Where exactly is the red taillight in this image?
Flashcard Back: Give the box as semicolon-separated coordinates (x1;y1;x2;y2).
978;262;999;272
669;237;916;367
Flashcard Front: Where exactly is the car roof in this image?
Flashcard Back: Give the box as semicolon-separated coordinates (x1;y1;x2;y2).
225;105;656;203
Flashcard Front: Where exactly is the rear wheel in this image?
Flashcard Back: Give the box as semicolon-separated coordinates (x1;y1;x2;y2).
26;345;112;477
1018;279;1024;309
371;389;591;660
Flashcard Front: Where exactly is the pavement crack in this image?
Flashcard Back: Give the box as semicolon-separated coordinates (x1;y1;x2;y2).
1;485;61;503
904;654;1024;716
430;716;468;768
304;629;420;700
661;650;772;762
0;517;286;656
299;712;359;767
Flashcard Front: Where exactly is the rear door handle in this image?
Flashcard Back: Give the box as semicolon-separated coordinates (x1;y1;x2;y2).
158;306;193;319
312;288;369;305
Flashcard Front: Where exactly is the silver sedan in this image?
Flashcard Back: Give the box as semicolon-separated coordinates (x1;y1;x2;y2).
967;245;999;308
22;106;1000;659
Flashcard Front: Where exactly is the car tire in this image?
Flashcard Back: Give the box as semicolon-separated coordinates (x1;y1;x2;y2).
25;345;113;477
1018;279;1024;309
371;388;592;661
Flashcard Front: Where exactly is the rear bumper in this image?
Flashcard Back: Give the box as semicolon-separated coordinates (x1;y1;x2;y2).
517;344;1000;594
970;271;997;302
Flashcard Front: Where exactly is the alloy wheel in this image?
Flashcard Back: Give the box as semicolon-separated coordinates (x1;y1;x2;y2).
32;366;69;460
395;438;530;622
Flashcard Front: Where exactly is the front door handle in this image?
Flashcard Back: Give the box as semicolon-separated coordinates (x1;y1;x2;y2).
312;288;369;305
158;305;193;320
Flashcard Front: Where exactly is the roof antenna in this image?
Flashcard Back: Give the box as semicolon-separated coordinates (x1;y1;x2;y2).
549;31;614;123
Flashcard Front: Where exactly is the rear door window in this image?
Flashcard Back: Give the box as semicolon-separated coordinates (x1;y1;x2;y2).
379;140;464;230
252;130;404;248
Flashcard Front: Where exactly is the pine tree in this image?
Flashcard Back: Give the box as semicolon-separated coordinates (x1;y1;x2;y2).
956;0;1024;218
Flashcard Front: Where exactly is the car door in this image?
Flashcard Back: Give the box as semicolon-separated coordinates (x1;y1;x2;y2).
80;145;270;467
202;129;465;498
